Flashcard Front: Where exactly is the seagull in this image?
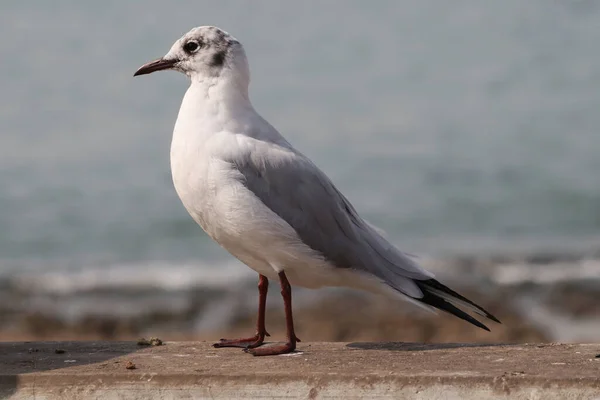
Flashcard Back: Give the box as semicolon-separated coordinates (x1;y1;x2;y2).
134;26;500;356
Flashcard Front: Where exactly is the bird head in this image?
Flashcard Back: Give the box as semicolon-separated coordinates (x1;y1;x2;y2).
134;26;249;86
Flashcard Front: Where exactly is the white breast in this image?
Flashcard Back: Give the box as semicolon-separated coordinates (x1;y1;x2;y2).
167;82;377;290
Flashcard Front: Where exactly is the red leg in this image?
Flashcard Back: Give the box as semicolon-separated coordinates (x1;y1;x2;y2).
213;274;270;349
245;271;301;356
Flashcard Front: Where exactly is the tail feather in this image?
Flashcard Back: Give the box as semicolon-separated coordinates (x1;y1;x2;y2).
414;279;501;331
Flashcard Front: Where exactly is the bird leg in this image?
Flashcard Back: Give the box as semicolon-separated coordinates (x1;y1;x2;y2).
213;274;270;349
245;271;300;356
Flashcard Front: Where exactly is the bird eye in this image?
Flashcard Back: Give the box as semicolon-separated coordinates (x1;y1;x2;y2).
183;41;200;53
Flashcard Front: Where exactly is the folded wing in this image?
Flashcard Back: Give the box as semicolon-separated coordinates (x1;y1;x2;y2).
227;141;500;330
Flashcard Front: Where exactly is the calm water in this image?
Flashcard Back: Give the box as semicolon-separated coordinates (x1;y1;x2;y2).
1;1;599;287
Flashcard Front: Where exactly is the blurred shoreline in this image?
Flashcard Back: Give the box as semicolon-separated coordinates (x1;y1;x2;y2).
3;252;599;343
3;1;600;345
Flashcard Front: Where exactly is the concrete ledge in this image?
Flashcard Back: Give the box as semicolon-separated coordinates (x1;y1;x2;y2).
1;341;600;399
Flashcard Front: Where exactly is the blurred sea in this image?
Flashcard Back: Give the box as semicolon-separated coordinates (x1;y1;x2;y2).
1;1;599;341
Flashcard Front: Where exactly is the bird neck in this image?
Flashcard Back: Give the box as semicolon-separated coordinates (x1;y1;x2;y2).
187;72;252;116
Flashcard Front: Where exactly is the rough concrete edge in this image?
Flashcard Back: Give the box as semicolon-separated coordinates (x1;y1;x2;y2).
6;376;600;400
9;372;600;390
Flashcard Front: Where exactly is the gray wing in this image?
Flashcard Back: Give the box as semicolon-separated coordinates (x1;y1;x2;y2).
228;148;433;299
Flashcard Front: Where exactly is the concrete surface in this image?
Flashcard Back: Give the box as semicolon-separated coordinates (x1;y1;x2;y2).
1;341;599;399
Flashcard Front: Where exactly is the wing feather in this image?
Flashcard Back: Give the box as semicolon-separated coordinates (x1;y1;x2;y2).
227;144;432;299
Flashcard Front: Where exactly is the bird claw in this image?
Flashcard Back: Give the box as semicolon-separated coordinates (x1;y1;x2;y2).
212;333;267;349
243;342;296;356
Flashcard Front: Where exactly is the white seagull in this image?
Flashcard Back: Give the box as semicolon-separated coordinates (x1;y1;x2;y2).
134;26;500;356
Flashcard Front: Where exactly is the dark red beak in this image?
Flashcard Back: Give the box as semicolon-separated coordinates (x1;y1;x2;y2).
133;58;178;77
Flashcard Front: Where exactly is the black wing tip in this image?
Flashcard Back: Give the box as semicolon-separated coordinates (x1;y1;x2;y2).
487;313;502;324
419;279;502;324
418;291;491;331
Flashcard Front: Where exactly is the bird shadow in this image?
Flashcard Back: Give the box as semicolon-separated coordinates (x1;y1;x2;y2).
346;342;507;352
0;341;140;398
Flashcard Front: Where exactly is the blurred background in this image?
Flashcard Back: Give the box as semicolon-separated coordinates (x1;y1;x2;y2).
1;0;599;344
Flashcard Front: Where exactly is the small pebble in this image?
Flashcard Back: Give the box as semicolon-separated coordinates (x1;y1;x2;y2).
125;361;136;370
137;337;163;346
